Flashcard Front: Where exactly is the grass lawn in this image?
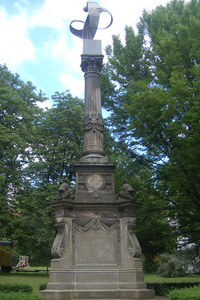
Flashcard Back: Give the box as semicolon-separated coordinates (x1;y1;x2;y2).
0;268;49;294
0;268;200;295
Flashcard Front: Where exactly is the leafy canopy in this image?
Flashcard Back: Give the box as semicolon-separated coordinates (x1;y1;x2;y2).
101;0;200;248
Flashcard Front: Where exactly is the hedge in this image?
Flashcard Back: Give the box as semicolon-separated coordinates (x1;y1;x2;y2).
39;284;47;291
0;284;33;294
0;293;42;300
147;282;200;296
168;285;200;300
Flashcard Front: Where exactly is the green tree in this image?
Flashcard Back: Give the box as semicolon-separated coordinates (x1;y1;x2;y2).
11;183;57;266
0;64;46;240
101;0;200;249
14;91;84;265
0;65;85;265
25;91;84;185
113;152;176;263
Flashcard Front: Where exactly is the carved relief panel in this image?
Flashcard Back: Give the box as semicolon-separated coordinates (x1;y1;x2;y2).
72;216;120;267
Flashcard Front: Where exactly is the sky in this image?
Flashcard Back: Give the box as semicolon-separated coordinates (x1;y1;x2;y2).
0;0;188;108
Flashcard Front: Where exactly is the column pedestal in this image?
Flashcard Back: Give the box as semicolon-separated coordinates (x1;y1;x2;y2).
39;200;155;300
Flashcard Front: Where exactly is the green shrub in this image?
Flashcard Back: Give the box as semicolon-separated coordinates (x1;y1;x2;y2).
0;293;42;300
39;283;47;291
157;250;200;278
157;253;186;277
143;261;159;274
168;285;200;300
147;282;200;296
0;284;33;294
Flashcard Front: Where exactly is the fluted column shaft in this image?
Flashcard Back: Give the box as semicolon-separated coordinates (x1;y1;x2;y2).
81;54;104;157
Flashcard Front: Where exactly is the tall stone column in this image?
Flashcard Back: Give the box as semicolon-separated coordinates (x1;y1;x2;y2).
81;54;104;157
73;40;117;203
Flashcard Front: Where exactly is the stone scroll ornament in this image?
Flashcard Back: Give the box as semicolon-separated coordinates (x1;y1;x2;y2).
51;222;67;258
126;221;141;258
70;1;113;39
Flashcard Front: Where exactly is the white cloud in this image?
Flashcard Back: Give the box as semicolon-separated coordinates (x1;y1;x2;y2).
36;99;52;109
0;0;192;100
0;8;36;69
30;0;86;29
0;0;86;71
59;73;84;98
48;31;82;70
98;0;191;49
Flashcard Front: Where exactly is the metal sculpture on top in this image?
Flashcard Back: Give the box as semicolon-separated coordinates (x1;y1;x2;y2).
70;1;113;39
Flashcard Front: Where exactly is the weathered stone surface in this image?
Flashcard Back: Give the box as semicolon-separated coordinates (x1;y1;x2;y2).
74;162;116;203
40;199;155;299
40;289;155;300
81;54;105;158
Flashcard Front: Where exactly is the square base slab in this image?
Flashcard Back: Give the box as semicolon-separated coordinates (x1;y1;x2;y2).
39;289;155;300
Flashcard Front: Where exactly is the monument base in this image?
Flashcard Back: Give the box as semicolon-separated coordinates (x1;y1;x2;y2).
39;192;155;300
39;289;155;300
39;200;155;299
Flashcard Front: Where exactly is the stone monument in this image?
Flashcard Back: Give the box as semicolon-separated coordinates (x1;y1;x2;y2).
39;1;155;299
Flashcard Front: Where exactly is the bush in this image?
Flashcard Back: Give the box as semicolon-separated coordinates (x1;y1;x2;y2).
157;249;200;278
143;261;159;274
157;252;187;277
147;282;200;296
39;284;47;291
0;284;33;294
168;285;200;300
0;293;42;300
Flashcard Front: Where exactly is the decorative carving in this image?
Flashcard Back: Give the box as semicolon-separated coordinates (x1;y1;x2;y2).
126;221;141;258
51;222;67;258
72;216;120;243
81;55;103;73
100;210;118;219
55;180;71;201
86;174;104;192
83;112;104;133
117;180;136;201
91;192;101;202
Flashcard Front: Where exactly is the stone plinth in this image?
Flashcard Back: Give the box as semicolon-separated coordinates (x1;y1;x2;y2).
39;199;155;300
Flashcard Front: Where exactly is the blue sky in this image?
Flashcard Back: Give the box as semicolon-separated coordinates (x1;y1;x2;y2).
0;0;188;108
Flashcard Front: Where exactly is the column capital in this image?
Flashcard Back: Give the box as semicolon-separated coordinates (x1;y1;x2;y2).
81;55;104;74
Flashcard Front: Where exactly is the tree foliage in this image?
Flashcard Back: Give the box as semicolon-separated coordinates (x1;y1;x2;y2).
0;65;84;265
14;92;84;265
0;64;46;241
101;0;200;249
24;91;84;185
